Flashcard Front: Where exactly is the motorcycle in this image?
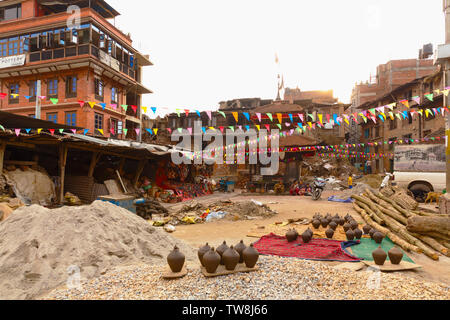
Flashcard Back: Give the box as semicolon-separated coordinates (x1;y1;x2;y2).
311;177;326;201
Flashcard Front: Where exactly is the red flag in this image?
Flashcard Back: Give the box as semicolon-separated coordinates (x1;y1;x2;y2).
77;100;85;108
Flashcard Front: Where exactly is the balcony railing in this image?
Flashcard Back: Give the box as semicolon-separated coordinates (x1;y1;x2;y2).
27;44;136;80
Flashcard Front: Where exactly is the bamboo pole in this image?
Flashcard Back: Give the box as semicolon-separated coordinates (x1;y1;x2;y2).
409;233;449;257
352;203;419;253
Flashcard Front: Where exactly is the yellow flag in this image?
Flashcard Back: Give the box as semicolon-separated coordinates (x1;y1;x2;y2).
88;101;96;108
318;114;323;124
37;128;43;134
153;129;158;135
277;113;282;124
232;112;238;122
98;129;104;135
307;122;312;128
344;118;349;125
256;125;260;131
141;106;147;113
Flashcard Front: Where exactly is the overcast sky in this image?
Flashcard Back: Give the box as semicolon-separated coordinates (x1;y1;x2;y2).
106;0;446;116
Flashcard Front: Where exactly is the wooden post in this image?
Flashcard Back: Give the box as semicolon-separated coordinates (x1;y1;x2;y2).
59;143;68;204
0;140;6;173
88;152;101;177
118;157;126;175
133;160;146;187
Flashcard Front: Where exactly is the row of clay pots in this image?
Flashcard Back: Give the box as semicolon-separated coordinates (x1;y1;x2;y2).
286;228;313;243
372;246;404;265
198;241;259;273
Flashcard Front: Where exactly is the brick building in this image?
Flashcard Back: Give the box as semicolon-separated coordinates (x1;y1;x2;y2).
0;0;152;140
284;88;338;105
358;72;445;173
348;56;439;145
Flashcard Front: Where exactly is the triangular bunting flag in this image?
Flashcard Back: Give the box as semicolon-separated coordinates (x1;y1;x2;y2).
37;128;42;134
153;129;158;135
425;93;434;102
78;100;85;108
266;113;273;122
131;105;137;114
135;128;140;136
243;112;250;121
25;129;31;134
83;129;89;135
50;98;59;105
218;111;226;118
88;102;96;108
232;112;239;123
100;103;106;110
49;129;55;135
123;129;128;136
256;113;262;122
151;107;157;114
98;129;104;135
15;129;21;136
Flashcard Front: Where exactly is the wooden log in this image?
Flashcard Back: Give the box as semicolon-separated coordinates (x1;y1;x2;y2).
374;203;408;225
374;192;413;218
438;241;450;250
409;233;449;257
414;231;450;242
411;210;434;217
353;199;385;226
352;203;419;253
407;216;450;237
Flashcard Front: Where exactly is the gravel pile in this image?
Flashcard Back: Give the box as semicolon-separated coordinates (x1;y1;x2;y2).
0;201;196;300
43;256;450;300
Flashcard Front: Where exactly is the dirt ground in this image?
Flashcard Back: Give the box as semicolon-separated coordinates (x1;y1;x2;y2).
170;190;450;287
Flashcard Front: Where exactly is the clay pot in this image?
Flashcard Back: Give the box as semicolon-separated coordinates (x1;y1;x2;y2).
286;229;298;242
351;221;359;230
198;243;211;267
167;246;185;273
216;241;229;265
312;219;321;229
243;244;259;268
369;229;377;239
234;240;247;263
372;246;387;266
325;228;334;239
222;246;240;271
343;223;351;232
203;247;221;273
306;228;313;238
354;228;363;240
302;231;312;243
334;214;340;220
388;246;404;265
346;229;355;241
338;217;345;226
363;225;372;235
329;221;338;231
373;232;385;244
321;219;329;228
345;214;352;222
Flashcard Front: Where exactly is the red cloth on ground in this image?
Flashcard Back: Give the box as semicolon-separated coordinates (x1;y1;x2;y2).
253;233;361;262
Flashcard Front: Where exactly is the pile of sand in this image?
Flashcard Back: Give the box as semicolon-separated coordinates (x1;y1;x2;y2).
0;201;196;300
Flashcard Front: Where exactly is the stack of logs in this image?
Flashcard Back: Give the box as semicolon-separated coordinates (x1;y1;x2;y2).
352;189;450;261
136;199;169;220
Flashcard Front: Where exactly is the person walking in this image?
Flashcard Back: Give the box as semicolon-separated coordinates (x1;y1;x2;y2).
366;160;372;174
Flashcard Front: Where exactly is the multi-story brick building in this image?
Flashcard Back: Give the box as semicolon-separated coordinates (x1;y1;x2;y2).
348;56;439;145
0;0;152;140
358;72;445;173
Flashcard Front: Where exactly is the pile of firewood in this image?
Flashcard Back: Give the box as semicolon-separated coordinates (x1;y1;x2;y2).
352;189;449;261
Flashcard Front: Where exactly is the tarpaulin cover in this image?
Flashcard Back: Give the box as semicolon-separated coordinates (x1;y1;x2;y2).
348;237;414;263
253;233;361;262
328;196;354;203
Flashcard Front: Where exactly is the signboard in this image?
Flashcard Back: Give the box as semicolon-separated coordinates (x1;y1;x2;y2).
394;144;446;172
0;54;26;69
99;50;121;72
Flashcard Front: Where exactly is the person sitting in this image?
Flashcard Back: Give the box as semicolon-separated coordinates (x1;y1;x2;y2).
290;181;300;196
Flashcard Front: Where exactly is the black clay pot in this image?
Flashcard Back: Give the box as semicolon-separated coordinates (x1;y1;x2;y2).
203;248;221;273
198;243;211;267
325;228;334;239
388;246;404;265
234;240;247;263
306;228;313;238
302;231;312;243
343;223;351;232
312;219;321;229
350;221;359;230
354;228;363;240
243;244;259;268
363;225;372;235
321;219;329;228
222;246;240;271
346;229;355;241
373;232;385;244
286;229;298;242
369;228;377;239
372;246;387;266
338;217;345;226
329;221;338;231
167;246;185;273
216;241;229;265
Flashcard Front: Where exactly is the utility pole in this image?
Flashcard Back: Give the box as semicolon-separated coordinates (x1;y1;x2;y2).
35;80;41;119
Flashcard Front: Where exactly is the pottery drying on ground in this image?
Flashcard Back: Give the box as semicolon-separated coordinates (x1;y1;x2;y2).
338;217;345;226
222;246;240;271
302;230;312;243
203;247;221;273
243;244;259;268
321;219;329;228
325;228;334;239
216;241;229;265
167;246;185;273
388;246;404;265
372;246;387;266
369;228;377;239
312;219;321;229
346;229;355;241
198;243;211;267
329;221;338;231
234;240;247;263
343;223;351;232
373;232;385;244
350;221;358;230
363;225;372;235
354;228;363;240
334;214;340;220
306;228;313;238
286;229;298;242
